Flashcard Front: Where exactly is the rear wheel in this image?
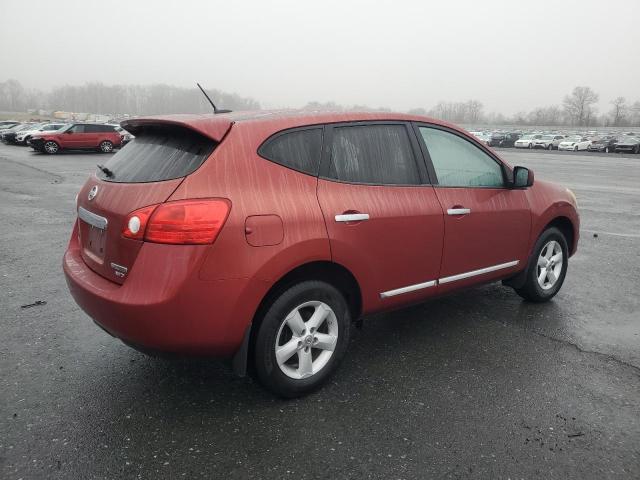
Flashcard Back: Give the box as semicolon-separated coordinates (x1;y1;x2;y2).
43;141;59;154
515;227;568;303
99;140;113;153
254;280;350;398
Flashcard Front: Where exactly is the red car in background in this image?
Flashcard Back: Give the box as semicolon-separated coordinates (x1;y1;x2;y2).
31;123;122;154
63;111;580;397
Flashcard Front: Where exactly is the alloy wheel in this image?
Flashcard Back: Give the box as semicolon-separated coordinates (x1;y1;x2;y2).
44;141;59;154
100;141;113;153
275;301;338;379
536;240;563;290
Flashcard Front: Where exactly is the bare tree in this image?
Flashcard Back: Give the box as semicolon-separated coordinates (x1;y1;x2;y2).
563;86;599;126
610;97;628;126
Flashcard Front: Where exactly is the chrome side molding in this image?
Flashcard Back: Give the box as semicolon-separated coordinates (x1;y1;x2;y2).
438;260;519;284
380;280;437;298
78;206;108;230
379;260;519;299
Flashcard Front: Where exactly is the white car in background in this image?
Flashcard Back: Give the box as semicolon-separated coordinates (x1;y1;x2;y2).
514;133;543;148
16;123;67;145
558;136;591;151
469;131;491;145
532;134;565;150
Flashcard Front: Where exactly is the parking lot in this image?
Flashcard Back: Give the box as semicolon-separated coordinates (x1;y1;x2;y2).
1;144;639;479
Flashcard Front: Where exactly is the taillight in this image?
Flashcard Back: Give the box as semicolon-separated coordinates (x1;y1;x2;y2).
122;204;158;240
125;199;231;245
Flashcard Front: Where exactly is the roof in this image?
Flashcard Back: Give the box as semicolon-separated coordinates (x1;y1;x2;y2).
120;109;462;142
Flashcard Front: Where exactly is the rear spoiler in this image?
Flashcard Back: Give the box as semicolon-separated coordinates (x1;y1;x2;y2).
120;115;233;142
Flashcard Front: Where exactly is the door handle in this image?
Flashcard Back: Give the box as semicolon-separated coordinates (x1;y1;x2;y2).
447;208;471;216
335;213;370;222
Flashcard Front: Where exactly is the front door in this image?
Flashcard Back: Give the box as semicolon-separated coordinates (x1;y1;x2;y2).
317;122;444;314
415;124;531;292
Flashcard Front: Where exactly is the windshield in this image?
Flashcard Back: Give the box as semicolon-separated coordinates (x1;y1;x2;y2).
541;135;554;140
520;134;534;140
41;124;65;131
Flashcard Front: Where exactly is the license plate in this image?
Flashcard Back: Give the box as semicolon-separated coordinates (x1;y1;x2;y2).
86;224;106;259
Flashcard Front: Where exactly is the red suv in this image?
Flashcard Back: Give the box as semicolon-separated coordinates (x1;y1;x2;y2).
63;111;579;397
31;123;122;154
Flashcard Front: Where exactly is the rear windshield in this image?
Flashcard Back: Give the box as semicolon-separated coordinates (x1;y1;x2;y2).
96;125;216;183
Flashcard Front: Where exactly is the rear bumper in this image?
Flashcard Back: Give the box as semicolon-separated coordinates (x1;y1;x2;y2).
63;223;256;357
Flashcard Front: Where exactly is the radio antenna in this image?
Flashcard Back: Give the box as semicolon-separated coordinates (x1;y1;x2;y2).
197;83;232;114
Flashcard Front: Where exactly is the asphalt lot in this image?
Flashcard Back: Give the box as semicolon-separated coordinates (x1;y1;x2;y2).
1;143;639;479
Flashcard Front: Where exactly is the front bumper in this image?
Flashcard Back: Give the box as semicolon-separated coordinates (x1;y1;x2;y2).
63;222;255;357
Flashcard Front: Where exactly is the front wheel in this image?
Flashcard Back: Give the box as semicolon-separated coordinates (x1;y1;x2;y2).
515;227;568;303
43;141;59;154
99;140;114;153
254;280;350;398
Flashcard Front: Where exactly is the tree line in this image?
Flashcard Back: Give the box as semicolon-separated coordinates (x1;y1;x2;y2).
1;79;639;127
0;79;260;115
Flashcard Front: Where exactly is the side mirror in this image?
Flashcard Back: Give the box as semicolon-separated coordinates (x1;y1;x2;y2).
513;166;534;188
66;130;74;134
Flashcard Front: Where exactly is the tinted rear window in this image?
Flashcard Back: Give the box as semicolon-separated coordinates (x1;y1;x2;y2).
259;128;322;175
96;126;216;183
328;124;420;185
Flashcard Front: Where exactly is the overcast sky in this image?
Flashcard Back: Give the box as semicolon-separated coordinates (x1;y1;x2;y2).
1;0;638;114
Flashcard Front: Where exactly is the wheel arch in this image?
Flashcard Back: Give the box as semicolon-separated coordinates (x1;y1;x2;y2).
233;260;362;376
543;216;576;256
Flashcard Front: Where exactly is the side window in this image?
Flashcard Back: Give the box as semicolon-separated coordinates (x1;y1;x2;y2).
328;124;420;185
85;124;101;133
69;125;85;134
259;128;322;176
419;127;504;188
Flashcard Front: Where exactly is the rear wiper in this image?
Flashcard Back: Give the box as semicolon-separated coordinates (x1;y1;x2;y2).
97;164;114;178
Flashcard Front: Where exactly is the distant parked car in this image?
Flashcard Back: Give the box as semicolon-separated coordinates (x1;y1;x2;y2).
0;121;20;130
614;136;640;154
1;123;36;144
558;136;591;151
30;123;122;154
587;136;617;153
514;134;543;149
488;132;521;148
16;123;67;145
0;122;23;136
469;131;491;145
113;125;135;146
533;135;565;150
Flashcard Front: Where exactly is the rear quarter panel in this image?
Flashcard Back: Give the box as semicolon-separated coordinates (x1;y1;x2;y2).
167;122;332;346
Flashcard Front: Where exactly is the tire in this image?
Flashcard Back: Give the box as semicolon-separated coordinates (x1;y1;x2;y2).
634;145;640;154
574;146;578;151
99;140;114;153
515;227;569;303
605;146;610;153
547;144;553;150
43;141;59;154
254;280;351;398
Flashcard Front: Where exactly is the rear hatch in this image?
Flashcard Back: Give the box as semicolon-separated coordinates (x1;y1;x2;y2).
75;121;229;284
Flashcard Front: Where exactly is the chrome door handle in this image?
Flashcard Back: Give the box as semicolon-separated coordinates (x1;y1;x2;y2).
335;213;370;222
447;208;471;215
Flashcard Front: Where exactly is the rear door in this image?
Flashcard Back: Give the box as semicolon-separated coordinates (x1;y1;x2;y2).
317;122;444;313
414;124;530;293
82;124;102;147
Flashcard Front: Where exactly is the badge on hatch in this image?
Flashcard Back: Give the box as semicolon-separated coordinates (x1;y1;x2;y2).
88;185;98;201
